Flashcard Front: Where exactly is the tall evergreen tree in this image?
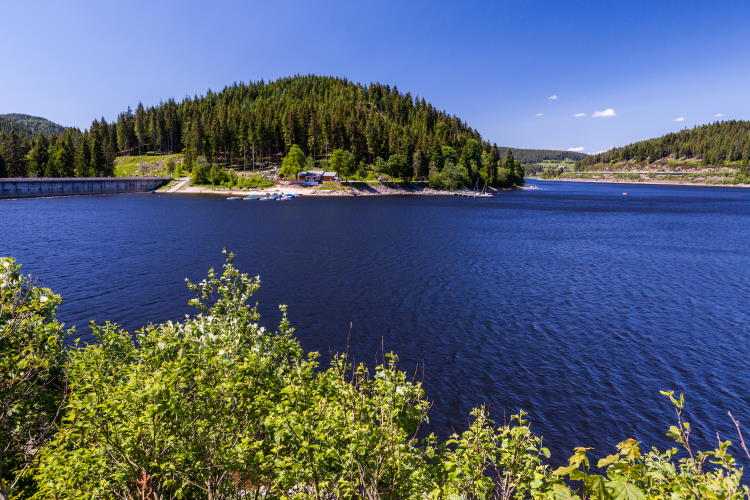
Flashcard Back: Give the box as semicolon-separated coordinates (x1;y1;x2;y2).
89;133;106;176
134;102;147;155
1;130;25;177
75;138;91;177
26;134;50;177
53;133;75;177
487;144;499;186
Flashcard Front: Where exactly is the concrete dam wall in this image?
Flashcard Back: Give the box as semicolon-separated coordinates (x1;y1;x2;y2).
0;177;171;199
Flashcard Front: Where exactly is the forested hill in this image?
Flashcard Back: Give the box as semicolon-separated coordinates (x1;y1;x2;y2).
506;148;585;164
577;120;750;168
1;75;575;181
0;113;66;136
110;74;573;166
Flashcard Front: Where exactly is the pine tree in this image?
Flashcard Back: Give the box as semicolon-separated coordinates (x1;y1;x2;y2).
75;138;91;177
504;148;517;184
53;134;75;177
134;102;147;155
411;149;425;179
26;134;50;177
89;133;107;176
2;130;25;177
487;144;499;186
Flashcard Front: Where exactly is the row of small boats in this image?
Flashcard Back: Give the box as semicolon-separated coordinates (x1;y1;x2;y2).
226;193;301;201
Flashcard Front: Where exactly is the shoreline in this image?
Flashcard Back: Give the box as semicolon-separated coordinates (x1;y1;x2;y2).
530;176;750;189
163;180;533;197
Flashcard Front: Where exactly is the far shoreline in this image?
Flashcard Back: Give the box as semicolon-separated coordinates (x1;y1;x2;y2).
528;176;750;189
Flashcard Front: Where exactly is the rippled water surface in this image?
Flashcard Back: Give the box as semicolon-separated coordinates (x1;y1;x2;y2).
2;180;749;462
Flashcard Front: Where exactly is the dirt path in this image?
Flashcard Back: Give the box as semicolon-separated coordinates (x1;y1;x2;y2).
164;177;190;192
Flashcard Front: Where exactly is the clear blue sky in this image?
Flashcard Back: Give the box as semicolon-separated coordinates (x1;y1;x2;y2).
3;0;749;153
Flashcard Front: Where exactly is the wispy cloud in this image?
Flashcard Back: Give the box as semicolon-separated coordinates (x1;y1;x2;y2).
673;116;685;122
535;112;544;117
573;112;586;118
590;150;607;155
548;94;558;100
714;113;724;118
567;146;585;152
592;108;616;118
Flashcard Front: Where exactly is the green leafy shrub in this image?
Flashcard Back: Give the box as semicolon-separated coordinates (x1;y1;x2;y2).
0;255;746;498
0;258;66;499
236;174;274;189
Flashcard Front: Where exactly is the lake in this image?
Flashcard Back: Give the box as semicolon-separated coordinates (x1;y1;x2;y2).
2;179;749;464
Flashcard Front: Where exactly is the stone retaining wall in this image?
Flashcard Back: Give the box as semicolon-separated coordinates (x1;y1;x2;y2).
0;177;170;199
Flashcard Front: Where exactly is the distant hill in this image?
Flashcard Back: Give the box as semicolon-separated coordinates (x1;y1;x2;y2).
0;113;66;136
0;75;579;182
577;120;750;169
507;148;585;164
110;75;580;177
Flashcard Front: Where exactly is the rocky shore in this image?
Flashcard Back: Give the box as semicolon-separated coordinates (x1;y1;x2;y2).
164;180;528;197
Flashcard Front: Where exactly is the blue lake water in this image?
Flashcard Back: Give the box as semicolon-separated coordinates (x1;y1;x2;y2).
2;179;749;464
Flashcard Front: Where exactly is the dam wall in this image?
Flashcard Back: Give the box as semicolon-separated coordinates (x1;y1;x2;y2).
0;177;170;199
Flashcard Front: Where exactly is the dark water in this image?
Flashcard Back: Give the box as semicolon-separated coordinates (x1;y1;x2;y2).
2;180;749;464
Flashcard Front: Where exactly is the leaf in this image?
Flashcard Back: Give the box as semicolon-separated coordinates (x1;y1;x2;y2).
587;475;607;500
606;480;645;500
597;454;620;468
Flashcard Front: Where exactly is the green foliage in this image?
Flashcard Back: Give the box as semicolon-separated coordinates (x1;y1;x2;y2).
329;148;357;178
385;152;409;179
1;257;747;498
114;153;184;177
235;174;274;189
165;158;176;175
428;160;471;190
0;258;66;499
1;76;563;181
578;120;750;168
0;114;65;136
190;156;210;185
278;144;306;178
551;392;750;499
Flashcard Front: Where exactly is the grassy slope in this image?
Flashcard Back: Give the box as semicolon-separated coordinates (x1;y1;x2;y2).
114;154;184;177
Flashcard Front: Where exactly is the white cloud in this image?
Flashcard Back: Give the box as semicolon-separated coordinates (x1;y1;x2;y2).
714;113;724;118
592;108;616;118
590;150;607;155
573;112;586;118
673;116;685;122
536;112;544;117
548;94;558;100
567;146;585;152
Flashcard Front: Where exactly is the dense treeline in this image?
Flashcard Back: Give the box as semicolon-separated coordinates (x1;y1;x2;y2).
0;123;116;178
0;114;66;136
578;120;750;168
112;74;525;186
506;148;584;164
2;255;749;499
0;76;538;185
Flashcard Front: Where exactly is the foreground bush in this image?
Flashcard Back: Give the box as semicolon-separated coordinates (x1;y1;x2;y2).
1;253;748;498
0;258;66;500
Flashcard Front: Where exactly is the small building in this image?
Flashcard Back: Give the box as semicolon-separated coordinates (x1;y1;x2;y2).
297;170;323;183
295;170;338;184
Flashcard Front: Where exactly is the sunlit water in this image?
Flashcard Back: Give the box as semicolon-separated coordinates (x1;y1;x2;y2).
2;179;749;464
